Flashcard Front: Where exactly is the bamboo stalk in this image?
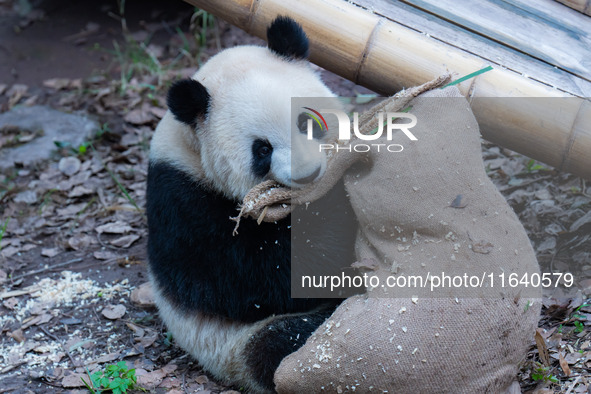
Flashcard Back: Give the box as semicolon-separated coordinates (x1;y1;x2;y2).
184;0;591;180
553;0;591;16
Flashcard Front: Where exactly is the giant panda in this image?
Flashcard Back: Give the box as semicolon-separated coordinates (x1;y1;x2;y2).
146;16;357;393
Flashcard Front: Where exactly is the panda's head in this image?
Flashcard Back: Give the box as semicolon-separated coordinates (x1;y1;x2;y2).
151;16;340;201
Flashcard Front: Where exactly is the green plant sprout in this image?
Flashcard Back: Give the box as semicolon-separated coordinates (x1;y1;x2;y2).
531;363;558;384
571;303;589;333
0;218;9;251
525;158;547;173
82;361;145;394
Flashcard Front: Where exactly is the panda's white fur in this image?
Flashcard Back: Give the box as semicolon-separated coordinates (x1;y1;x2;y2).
152;284;271;390
147;17;356;393
151;45;337;201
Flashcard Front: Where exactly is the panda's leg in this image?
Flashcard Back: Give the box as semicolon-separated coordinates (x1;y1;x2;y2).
242;305;337;392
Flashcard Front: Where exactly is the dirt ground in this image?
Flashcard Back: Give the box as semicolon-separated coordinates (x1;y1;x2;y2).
0;0;590;393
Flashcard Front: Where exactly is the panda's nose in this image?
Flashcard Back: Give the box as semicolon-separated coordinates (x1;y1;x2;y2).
293;166;321;185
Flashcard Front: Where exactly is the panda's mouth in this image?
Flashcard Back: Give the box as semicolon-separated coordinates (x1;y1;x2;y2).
270;165;322;190
292;166;321;186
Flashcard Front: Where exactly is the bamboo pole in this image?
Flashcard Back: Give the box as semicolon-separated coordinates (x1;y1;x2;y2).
553;0;591;16
184;0;591;180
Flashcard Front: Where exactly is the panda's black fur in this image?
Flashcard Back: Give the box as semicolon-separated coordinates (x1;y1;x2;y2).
147;160;353;323
147;16;357;393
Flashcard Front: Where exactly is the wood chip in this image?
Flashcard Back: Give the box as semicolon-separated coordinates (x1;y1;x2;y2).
471;241;494;254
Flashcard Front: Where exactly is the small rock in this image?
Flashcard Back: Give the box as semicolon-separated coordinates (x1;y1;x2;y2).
0;106;97;170
58;156;81;177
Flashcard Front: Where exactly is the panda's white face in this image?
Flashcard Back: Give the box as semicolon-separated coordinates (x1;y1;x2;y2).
196;50;338;199
152;44;340;201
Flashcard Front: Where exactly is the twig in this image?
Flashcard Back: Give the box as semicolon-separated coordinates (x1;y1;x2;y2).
565;375;581;394
182;371;188;394
62;343;80;368
39;325;59;341
0;361;26;374
96;232;123;250
10;257;83;282
0;286;41;300
500;175;553;194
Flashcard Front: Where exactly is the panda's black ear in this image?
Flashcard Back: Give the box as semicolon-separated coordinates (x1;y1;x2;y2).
167;79;210;127
267;16;309;60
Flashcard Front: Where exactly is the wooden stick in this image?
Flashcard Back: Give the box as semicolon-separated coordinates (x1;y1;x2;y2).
0;286;41;299
184;0;591;180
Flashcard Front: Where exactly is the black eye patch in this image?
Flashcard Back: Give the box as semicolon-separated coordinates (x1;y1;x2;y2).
251;139;273;178
297;112;325;140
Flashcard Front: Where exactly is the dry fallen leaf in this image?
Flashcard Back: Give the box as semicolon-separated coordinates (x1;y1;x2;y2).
109;234;140;248
68;185;94;198
450;194;468;208
101;304;126;320
535;328;550;367
124;106;153;125
136;331;158;348
13;190;37;204
559;352;571;376
56;202;87;217
95;221;133;234
43;78;72;90
0;269;7;284
351;258;379;271
41;247;60;258
58;156;82;177
93;250;119;260
91;351;121;364
61;373;87;388
8;329;25;343
195;375;209;384
130;282;155;308
126;322;145;338
67;234;92;251
3;297;18;309
137;363;177;388
21;313;52;329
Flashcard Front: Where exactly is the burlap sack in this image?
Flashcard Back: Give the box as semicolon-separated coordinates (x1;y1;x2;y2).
237;82;542;393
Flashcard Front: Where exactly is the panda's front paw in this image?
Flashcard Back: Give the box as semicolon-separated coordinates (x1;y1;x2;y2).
242;306;336;392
